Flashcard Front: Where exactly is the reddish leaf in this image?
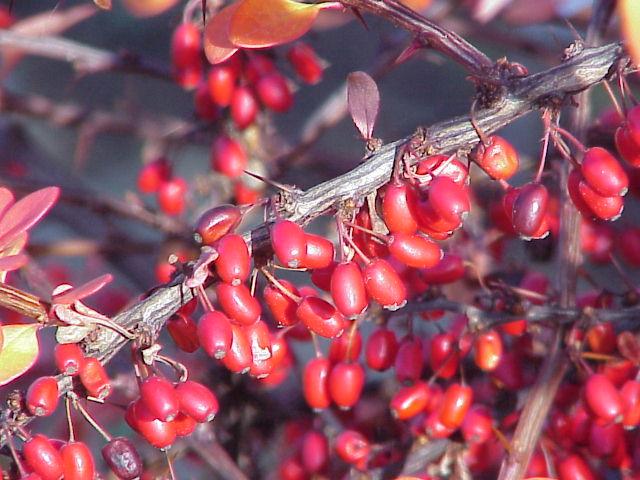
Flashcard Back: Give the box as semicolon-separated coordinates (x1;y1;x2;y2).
399;0;432;11
94;0;112;10
0;254;28;273
0;324;39;386
0;188;15;219
0;187;59;251
204;2;240;65
121;0;179;17
620;0;640;69
347;71;379;140
52;274;113;305
228;0;322;49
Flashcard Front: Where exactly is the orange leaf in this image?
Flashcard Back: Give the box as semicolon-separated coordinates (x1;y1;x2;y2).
399;0;432;11
620;0;640;68
0;324;39;386
121;0;179;17
204;2;240;65
229;0;322;48
94;0;112;10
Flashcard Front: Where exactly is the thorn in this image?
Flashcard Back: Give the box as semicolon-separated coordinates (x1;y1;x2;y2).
350;7;369;31
394;38;423;66
243;170;295;193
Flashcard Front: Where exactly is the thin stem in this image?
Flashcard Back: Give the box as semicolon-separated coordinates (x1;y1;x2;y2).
343;231;371;264
74;400;112;442
535;111;552;183
602;81;624;119
310;332;323;359
260;268;302;303
554;126;586;153
197;284;215;312
66;396;76;442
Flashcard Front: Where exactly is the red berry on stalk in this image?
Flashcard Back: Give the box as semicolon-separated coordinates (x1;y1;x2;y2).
137;158;171;194
461;405;494;444
416;154;469;186
577;175;624;221
207;65;237;107
329;329;362;363
171;23;202;89
233;180;261;205
23;434;64;480
330;261;368;318
310;261;337;291
615;125;640;167
584;373;623;423
427;176;470;223
157;177;187;216
230;86;258;130
256;73;293;112
167;313;200;353
390;381;431;420
334;430;370;469
382;181;419;234
175;380;219;422
365;327;398;371
140;375;179;422
511;183;549;239
244;54;276;84
101;437;143;480
172;412;197;437
301;430;329;474
61;441;95;480
621;380;640;429
416;199;462;236
363;258;407;310
303;233;334;269
585;322;616;354
130;400;177;449
329;361;365;410
581;147;628;197
303;356;331;411
388;232;442;269
271;220;307;268
473;135;519;180
215;234;251;285
26;376;59;417
222;323;253;374
558;454;596;480
211;135;247;179
296;295;346;338
395;335;423;383
263;278;300;326
439;383;473;429
195;204;243;245
420;253;465;284
424;409;456;439
79;357;111;399
54;343;85;376
429;332;460;379
473;329;503;372
198;310;233;359
216;283;261;326
287;42;323;84
244;319;273;377
194;82;219;121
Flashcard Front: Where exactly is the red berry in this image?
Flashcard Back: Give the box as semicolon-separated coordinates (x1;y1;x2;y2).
310;261;337;291
26;376;59;417
194;82;219;121
175;380;219;422
303;356;331;411
198;310;233;359
130;400;177;449
216;283;261;326
23;434;64;480
207;65;237;107
172;412;197;437
271;220;307;268
382;181;419;234
222;323;252;373
429;332;460;379
167;313;200;353
137;158;171;194
390;381;431;420
101;437;143;480
244;54;276;84
215;234;251;285
140;375;179;422
329;361;365;410
395;335;423;383
79;357;111;399
243;319;273;377
558;454;596;480
511;183;549;239
365;327;398;371
461;405;494;444
330;261;368;318
424;409;456;439
420;253;465;284
54;343;85;376
287;42;323;84
439;383;473;428
230;86;258;129
334;430;370;469
296;295;346;338
581;147;628;197
233;180;261;205
584;373;623;423
473;329;503;372
303;233;334;269
256;73;293;112
585;322;616;354
427;176;470;223
157;177;187;216
328;329;362;363
211;135;247;179
473;135;519;180
61;441;95;480
416;154;469;186
171;23;202;89
363;258;407;310
615;125;640;167
300;430;328;474
264;279;300;327
388;232;442;269
621;380;640;429
195;203;243;245
354;206;390;257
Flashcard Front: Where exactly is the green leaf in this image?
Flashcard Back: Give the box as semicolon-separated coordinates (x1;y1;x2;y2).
0;324;39;386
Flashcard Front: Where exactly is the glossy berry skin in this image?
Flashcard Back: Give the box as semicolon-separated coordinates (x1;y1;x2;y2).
303;233;334;269
461;405;494;444
473;135;519;180
331;261;368;318
569;169;624;221
215;234;250;285
329;330;362;363
439;383;473;429
171;23;202;89
390;381;431;420
622;380;640;429
137;158;171;194
61;441;95;480
263;279;300;326
329;361;365;410
216;283;261;326
79;357;111;399
211;135;247;179
301;430;329;474
222;323;252;374
207;65;237;107
303;356;331;411
198;310;233;359
428;176;470;223
23;434;64;480
584;373;623;423
382;181;419;234
287;42;323;84
511;183;549;239
558;454;596;480
388;232;442;269
26;376;59;417
429;332;460;379
615;125;640;167
296;295;346;338
175;380;219;422
581;147;628;196
172;412;197;437
140;375;179;422
167;313;200;353
230;86;258;130
157;177;187;216
256;73;293;112
420;253;465;284
195;204;243;245
363;258;407;310
474;329;503;372
101;437;143;480
271;220;307;268
365;327;398;371
129;401;177;449
416;154;469;186
334;430;370;469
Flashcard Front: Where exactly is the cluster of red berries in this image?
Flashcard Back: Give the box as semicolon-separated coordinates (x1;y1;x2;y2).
137;157;187;216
